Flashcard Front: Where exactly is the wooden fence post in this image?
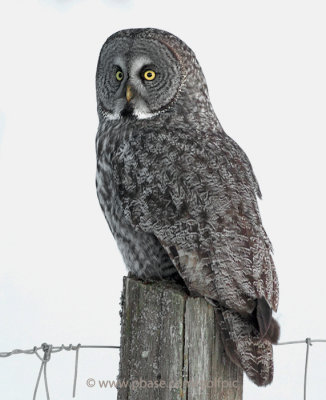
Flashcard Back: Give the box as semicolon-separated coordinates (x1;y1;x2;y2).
118;277;243;400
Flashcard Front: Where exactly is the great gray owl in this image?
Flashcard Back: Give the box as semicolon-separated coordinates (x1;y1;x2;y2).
95;28;280;386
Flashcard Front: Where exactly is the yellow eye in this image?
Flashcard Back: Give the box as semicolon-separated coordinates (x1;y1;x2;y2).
143;70;156;81
116;70;124;81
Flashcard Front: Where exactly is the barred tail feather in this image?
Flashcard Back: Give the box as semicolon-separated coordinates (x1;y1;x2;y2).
215;306;279;386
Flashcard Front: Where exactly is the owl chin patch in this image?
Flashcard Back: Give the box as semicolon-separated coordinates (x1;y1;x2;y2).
119;103;157;120
120;103;135;119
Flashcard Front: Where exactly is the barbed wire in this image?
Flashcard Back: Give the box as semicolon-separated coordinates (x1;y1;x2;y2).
0;343;120;399
1;339;325;399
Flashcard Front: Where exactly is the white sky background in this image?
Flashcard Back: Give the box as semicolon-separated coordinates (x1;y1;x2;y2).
0;0;325;399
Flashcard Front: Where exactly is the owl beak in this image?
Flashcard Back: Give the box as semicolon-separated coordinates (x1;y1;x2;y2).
126;85;133;102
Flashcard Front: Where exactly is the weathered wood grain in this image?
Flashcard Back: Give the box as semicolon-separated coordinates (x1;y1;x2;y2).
118;277;243;400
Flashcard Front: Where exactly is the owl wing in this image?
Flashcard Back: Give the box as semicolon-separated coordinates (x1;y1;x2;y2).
115;126;279;315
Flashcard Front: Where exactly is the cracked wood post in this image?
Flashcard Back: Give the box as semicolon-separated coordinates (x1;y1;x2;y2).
118;277;243;400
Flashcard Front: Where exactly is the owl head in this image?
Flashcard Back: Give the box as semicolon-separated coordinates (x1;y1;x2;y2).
96;28;212;121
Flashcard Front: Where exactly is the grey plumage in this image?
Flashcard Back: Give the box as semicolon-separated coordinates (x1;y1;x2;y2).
95;28;280;386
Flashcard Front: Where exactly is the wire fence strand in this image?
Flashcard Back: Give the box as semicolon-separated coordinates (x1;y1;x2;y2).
1;339;325;399
276;338;326;400
0;343;120;399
